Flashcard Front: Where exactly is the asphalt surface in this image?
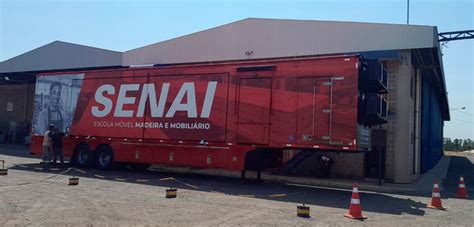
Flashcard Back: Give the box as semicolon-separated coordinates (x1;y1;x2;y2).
1;144;473;226
444;153;474;197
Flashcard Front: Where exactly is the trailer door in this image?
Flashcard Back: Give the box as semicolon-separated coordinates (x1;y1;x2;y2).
296;78;331;144
314;79;332;143
237;78;272;145
296;78;315;144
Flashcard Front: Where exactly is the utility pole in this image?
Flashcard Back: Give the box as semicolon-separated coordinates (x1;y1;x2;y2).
407;0;410;25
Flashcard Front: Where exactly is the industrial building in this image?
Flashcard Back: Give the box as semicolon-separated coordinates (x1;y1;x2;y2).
0;18;448;183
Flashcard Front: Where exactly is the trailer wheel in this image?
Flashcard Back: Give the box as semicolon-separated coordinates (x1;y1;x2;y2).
95;146;115;170
73;145;94;168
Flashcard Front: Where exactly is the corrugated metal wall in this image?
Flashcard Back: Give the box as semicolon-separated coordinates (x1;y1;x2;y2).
123;18;436;66
420;75;443;173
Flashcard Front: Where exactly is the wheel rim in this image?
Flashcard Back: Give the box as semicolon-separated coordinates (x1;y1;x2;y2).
77;149;88;165
98;150;111;167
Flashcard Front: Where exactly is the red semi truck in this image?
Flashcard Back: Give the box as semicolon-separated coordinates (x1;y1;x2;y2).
30;55;387;174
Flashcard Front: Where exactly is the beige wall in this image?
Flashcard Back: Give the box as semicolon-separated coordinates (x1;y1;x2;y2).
383;50;420;183
383;60;398;181
322;152;365;179
292;150;365;179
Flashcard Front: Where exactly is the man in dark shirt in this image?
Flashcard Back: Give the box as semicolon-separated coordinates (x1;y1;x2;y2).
51;128;65;166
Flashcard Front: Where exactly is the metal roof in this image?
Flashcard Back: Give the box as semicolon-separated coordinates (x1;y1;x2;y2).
0;41;122;73
123;18;438;65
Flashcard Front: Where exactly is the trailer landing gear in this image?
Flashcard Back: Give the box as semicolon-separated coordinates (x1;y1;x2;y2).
240;170;262;182
241;170;246;181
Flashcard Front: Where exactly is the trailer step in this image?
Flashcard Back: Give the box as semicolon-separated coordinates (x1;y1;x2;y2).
274;150;316;175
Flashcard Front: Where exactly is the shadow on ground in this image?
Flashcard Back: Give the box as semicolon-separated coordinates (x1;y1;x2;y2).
0;144;429;216
0;144;35;159
5;162;428;216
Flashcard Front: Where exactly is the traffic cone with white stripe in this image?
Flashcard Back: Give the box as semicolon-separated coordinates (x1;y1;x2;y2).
344;183;367;219
427;179;446;210
456;176;469;199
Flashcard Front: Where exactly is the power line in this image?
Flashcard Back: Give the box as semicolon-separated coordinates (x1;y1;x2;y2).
451;118;474;124
453;109;474;117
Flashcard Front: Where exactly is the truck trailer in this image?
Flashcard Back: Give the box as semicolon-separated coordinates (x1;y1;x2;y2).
30;55;387;174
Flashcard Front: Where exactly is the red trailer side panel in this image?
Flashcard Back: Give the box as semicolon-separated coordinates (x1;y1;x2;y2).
31;55;362;172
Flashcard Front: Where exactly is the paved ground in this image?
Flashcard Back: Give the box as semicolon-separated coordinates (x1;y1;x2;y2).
444;152;474;197
0;145;473;226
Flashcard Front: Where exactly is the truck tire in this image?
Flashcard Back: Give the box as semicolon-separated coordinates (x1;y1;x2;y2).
73;145;94;168
95;146;115;170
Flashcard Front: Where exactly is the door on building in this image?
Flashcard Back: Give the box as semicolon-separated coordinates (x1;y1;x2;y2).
237;77;272;145
365;129;386;179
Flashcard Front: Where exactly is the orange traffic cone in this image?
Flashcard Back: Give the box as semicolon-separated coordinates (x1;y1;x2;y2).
344;183;367;220
456;176;469;199
427;179;446;210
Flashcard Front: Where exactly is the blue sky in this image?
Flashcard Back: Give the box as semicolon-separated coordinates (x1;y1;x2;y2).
1;0;473;139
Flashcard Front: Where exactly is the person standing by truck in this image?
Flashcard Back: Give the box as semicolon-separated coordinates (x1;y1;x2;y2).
51;128;65;167
42;124;54;168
